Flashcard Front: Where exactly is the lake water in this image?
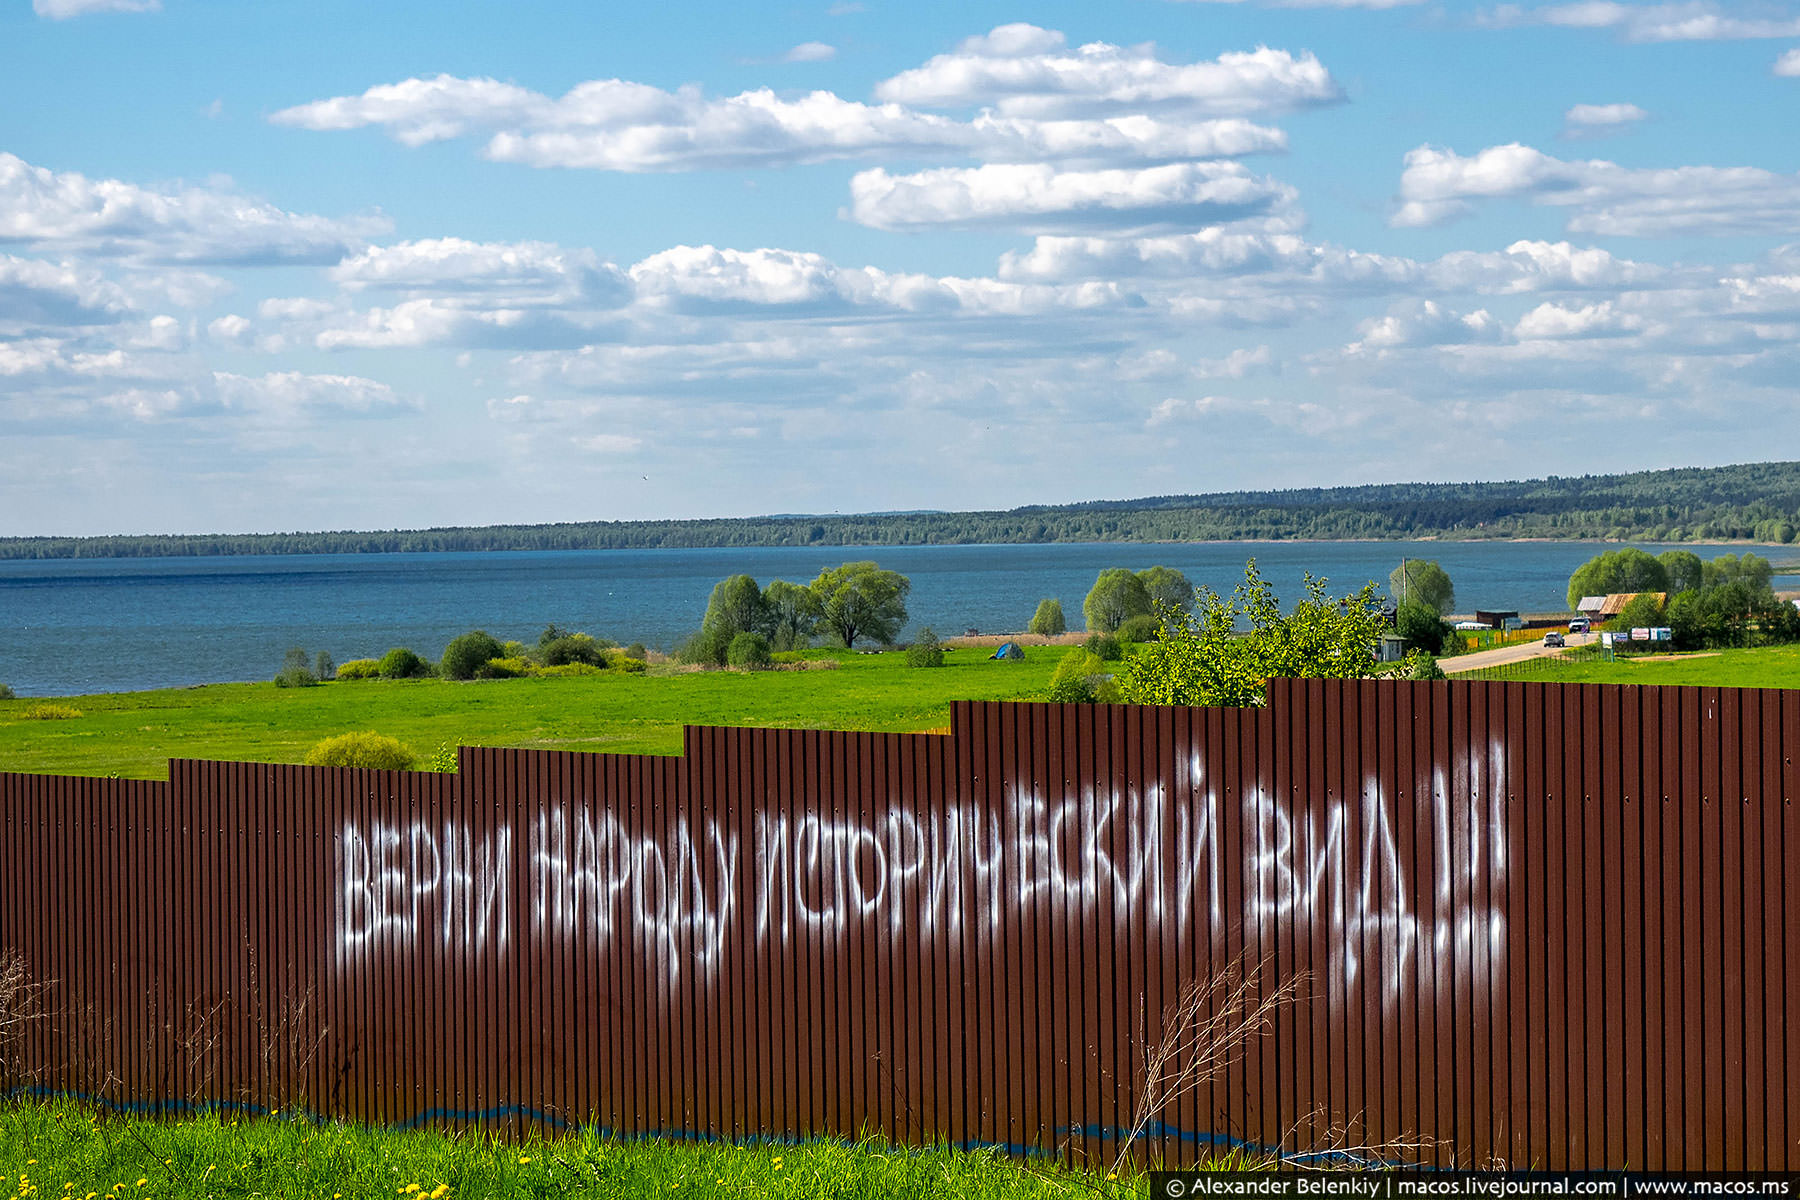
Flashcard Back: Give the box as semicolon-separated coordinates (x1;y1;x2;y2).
2;541;1793;696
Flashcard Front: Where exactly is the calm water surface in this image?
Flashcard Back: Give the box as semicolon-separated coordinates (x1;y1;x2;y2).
2;541;1792;696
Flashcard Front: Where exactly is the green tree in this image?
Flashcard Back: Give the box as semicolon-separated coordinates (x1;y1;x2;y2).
1120;561;1383;707
1082;568;1152;633
1388;559;1454;615
440;630;505;681
1395;601;1452;655
727;631;773;669
905;627;945;668
274;647;317;688
763;579;821;652
1136;566;1195;617
703;574;771;642
1657;550;1704;595
1611;591;1666;632
1702;552;1775;596
810;562;910;648
1565;547;1669;610
377;647;431;679
1027;598;1067;636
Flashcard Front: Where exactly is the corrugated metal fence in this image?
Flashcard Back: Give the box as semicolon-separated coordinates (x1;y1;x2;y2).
3;678;1798;1169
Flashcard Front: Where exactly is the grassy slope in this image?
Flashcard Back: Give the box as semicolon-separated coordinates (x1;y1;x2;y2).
0;1098;1138;1199
0;649;1065;779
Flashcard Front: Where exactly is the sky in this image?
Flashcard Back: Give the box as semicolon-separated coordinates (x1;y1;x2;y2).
3;0;1800;536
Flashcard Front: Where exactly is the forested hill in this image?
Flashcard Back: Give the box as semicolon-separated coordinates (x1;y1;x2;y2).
8;461;1800;559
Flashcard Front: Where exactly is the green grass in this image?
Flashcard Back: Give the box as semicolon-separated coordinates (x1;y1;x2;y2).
0;649;1068;779
1454;642;1800;688
0;1097;1137;1199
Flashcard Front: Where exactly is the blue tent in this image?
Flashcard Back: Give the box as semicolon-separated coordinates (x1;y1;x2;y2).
990;642;1024;660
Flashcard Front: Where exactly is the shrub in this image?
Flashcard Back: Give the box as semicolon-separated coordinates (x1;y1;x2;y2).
314;651;336;681
274;647;317;689
678;627;731;667
1401;651;1447;681
474;656;530;679
728;632;774;670
613;656;647;674
441;630;505;681
378;647;431;679
0;684;14;701
905;627;945;668
335;659;380;680
1116;614;1160;645
534;663;603;678
1028;599;1067;636
540;633;609;667
1083;632;1123;661
20;703;80;720
426;741;459;773
1046;649;1116;703
625;643;647;662
305;731;417;771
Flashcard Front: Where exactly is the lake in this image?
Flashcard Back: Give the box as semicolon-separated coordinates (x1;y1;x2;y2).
2;541;1792;696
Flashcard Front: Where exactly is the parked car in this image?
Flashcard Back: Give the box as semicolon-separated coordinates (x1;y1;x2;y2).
1543;631;1566;647
1568;618;1590;634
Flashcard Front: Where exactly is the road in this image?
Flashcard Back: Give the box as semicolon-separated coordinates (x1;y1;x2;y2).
1439;630;1596;675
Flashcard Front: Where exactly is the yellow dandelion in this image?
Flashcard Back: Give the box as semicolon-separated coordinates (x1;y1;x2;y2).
405;1188;421;1195
430;1187;449;1199
517;1157;530;1165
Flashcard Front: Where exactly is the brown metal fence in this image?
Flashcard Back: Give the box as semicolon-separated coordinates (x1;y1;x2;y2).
3;677;1798;1169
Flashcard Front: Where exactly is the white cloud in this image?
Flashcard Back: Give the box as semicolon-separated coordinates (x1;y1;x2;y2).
207;314;253;345
0;152;388;265
331;238;631;305
212;371;413;418
1777;47;1800;75
1562;102;1648;136
0;254;132;330
1393;142;1800;236
874;26;1342;117
1513;299;1642;338
573;432;644;453
277;74;1287;170
1480;1;1800;41
1349;301;1503;351
33;0;159;18
849;161;1296;234
783;41;837;63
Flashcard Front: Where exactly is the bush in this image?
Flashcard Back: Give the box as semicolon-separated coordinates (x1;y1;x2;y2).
474;656;530;679
540;633;610;667
20;703;80;720
1116;614;1160;645
1395;601;1452;655
905;627;945;668
1083;632;1123;661
441;630;505;681
1401;650;1447;681
426;741;459;773
1027;599;1066;636
1046;649;1107;703
0;684;14;701
613;656;647;674
314;651;336;681
534;663;603;678
728;631;774;670
274;647;317;689
625;643;647;662
378;647;431;679
304;731;417;771
678;627;731;667
335;659;380;680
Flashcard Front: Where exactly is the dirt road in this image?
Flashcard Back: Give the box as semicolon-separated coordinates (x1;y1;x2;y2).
1440;630;1596;674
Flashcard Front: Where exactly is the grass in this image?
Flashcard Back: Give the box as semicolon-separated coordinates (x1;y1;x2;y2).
0;648;1069;780
1452;641;1800;687
0;1096;1140;1199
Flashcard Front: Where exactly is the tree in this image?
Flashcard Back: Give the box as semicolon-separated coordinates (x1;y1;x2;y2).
1657;550;1704;595
905;627;945;668
1120;560;1383;707
1565;548;1668;610
762;579;821;652
1136;566;1195;617
1046;649;1117;704
274;647;317;688
440;630;504;680
1611;591;1665;632
703;574;770;642
810;562;910;648
1083;568;1152;633
1028;598;1067;636
1702;552;1774;596
727;631;773;669
1395;600;1452;655
1388;559;1454;616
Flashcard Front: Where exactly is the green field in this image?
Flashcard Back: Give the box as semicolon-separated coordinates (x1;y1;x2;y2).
0;648;1067;779
1452;642;1800;688
0;1097;1139;1199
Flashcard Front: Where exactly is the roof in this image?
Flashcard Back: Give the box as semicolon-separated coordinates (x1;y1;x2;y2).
1598;592;1666;616
1577;595;1606;613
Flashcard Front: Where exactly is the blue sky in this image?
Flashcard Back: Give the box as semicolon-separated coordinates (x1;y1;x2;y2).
4;0;1800;535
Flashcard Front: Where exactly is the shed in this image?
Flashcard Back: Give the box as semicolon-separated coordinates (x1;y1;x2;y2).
1599;592;1666;617
1577;595;1607;615
1474;609;1519;630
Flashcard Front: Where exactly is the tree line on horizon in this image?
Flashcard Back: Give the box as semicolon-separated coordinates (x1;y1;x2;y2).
8;461;1800;560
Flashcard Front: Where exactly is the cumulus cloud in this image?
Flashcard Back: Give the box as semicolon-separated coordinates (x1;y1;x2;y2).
0;255;132;331
849;161;1296;234
331;238;631;306
783;41;837;63
1512;299;1642;338
1562;102;1648;136
33;0;159;17
211;371;414;418
1777;47;1800;74
1479;1;1800;41
1393;143;1800;236
275;74;1287;170
0;152;388;265
1349;301;1503;351
874;25;1342;117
